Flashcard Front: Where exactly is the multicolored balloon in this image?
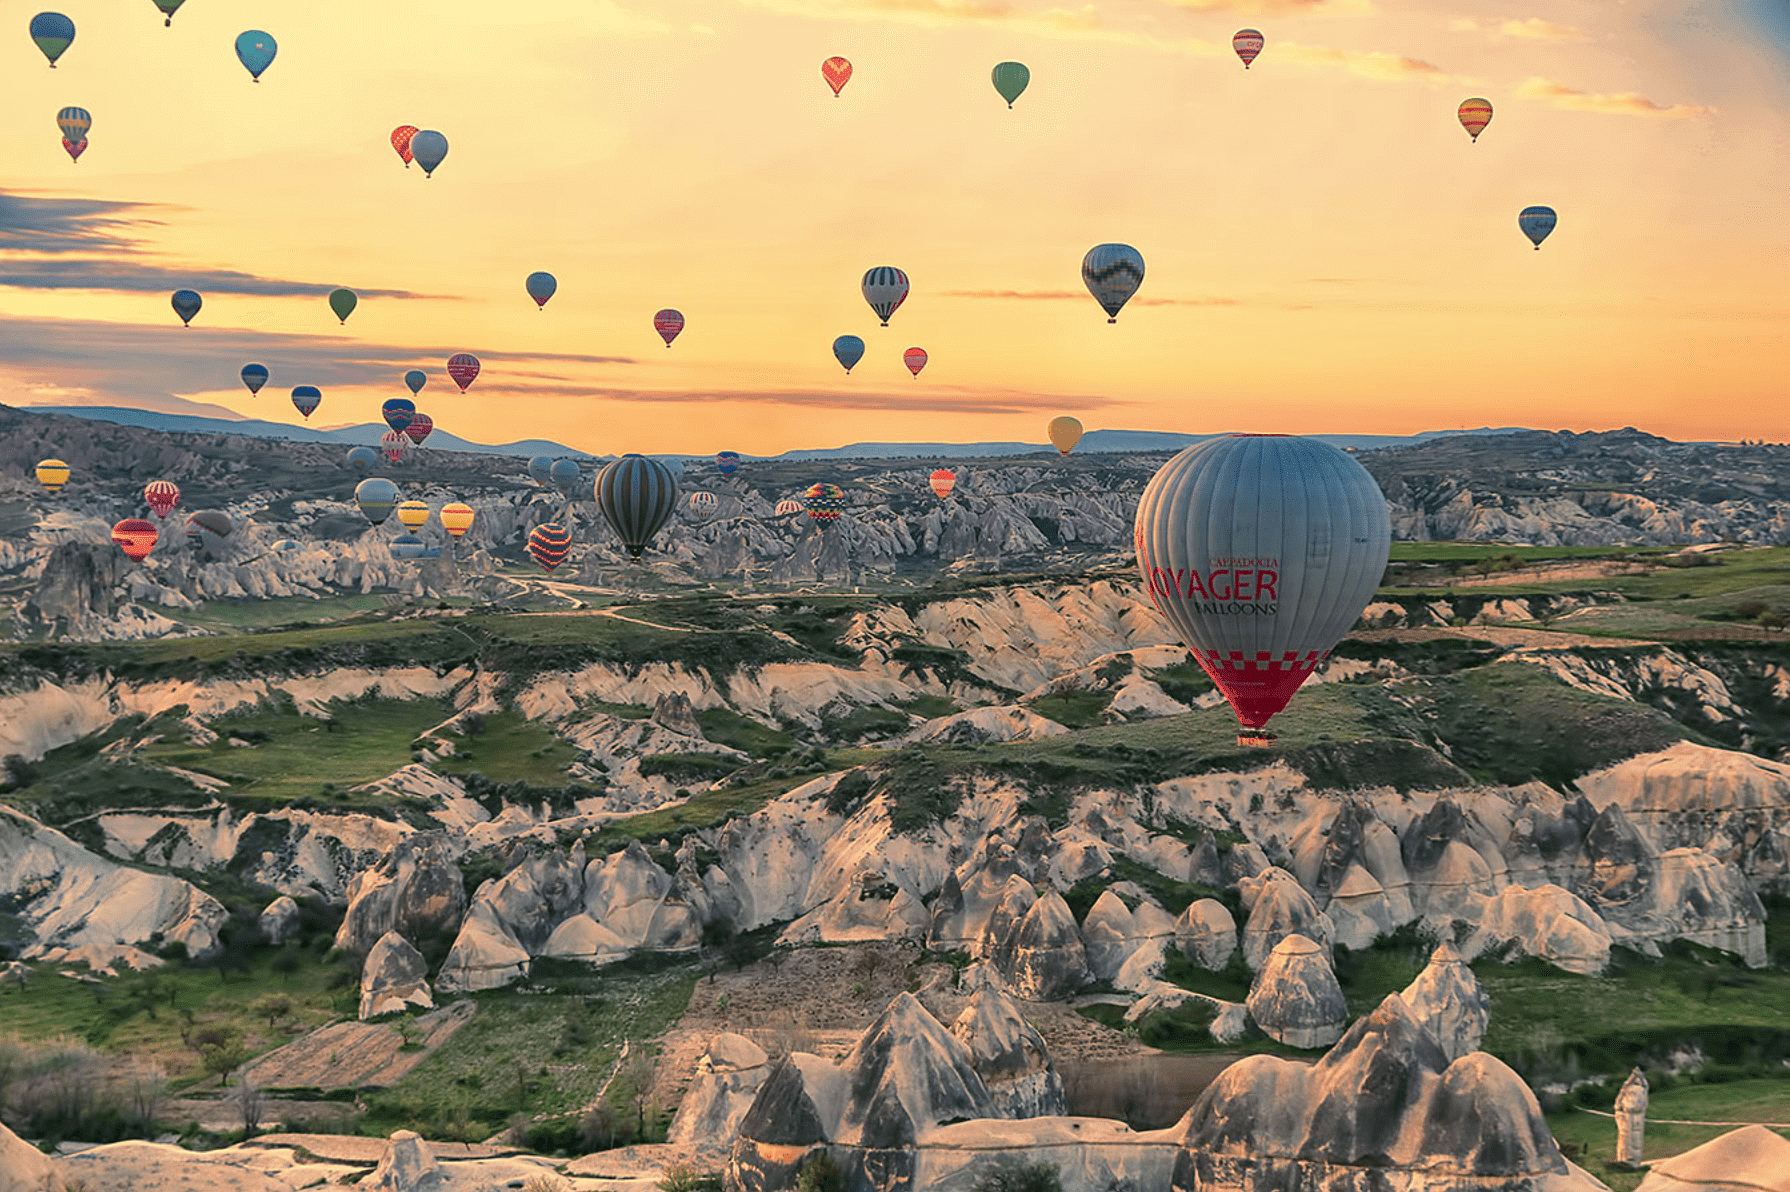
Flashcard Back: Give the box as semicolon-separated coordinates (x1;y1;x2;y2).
35;459;70;493
775;498;803;517
440;502;475;538
821;56;852;96
241;363;268;394
528;521;572;570
447;353;479;392
171;289;202;327
234;30;276;81
833;335;864;374
56;107;89;143
152;0;186;27
382;398;416;433
526;271;557;309
380;429;410;463
804;483;846;523
346;445;378;474
328;288;357;324
595;454;679;558
411;130;448;177
689;491;718;518
1233;29;1263;69
291;385;321;418
355;477;399;525
1134;434;1391;746
1082;244;1145;323
61;137;85;162
391;126;418;168
1048;416;1083;456
30;12;74;67
143;480;180;520
111;519;157;562
404;369;426;395
1519;205;1557;250
862;267;909;326
404;413;433;446
1458;98;1493;143
716;451;740;477
929;469;955;499
396;500;430;530
904;347;928;377
992;61;1029;107
654;309;684;347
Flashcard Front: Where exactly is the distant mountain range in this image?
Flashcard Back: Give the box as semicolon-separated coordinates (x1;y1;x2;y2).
29;405;1539;462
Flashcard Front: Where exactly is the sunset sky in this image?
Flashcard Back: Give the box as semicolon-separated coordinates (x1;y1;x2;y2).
1;0;1785;455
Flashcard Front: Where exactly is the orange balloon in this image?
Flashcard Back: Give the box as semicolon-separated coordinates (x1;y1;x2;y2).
821;56;852;97
929;469;955;499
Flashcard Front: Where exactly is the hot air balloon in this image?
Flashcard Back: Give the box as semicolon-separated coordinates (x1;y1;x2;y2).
346;445;378;475
30;12;74;67
396;500;430;530
1135;434;1391;746
775;498;804;517
528;521;573;570
526;271;557;309
391;126;417;167
234;30;276;81
56;107;89;143
380;429;410;464
595;454;679;558
61;138;85;162
1048;416;1083;456
1081;244;1145;323
1519;205;1557;250
929;469;956;499
992;61;1029;107
390;533;428;560
404;413;433;446
1233;29;1263;68
716;451;741;477
152;0;185;27
833;335;865;374
549;458;583;497
404;369;426;395
447;353;479;392
382;398;416;433
184;509;233;555
821;56;852;96
411;130;448;177
528;456;555;487
112;519;157;562
241;363;268;394
654;309;684;347
904;347;928;377
291;385;321;418
355;478;399;525
143;480;180;520
171;289;202;327
35;459;70;493
689;491;718;518
861;267;909;326
804;483;846;523
328;288;357;324
440;502;475;538
1458;98;1493;143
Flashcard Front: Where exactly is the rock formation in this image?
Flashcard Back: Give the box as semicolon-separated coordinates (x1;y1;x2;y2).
366;1129;443;1191
1471;883;1612;975
1245;934;1348;1049
1400;942;1490;1061
669;1033;773;1150
1614;1067;1648;1167
1635;1123;1790;1190
335;834;468;956
0;1115;62;1192
359;931;434;1020
258;895;299;945
948;987;1066;1118
1238;868;1334;971
1174;898;1238;972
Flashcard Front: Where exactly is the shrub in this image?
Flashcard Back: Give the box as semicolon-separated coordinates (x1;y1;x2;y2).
971;1159;1063;1192
659;1164;724;1192
795;1151;843;1192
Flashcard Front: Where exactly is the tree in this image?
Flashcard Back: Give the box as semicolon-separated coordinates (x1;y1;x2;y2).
234;1080;265;1138
971;1159;1063;1192
252;993;294;1029
795;1152;843;1192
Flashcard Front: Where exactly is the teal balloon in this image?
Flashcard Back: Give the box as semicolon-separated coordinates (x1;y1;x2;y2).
234;30;276;80
404;370;426;395
30;12;74;67
525;271;557;309
992;62;1030;108
1518;205;1557;250
171;289;202;326
411;130;448;177
833;335;865;374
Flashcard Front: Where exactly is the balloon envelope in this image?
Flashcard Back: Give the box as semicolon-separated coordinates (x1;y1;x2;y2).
403;413;433;446
596;454;679;558
346;445;378;474
1048;416;1083;456
291;385;321;418
171;289;202;326
991;61;1030;107
654;309;684;346
391;125;417;166
1134;435;1390;743
187;509;232;539
240;363;268;394
153;0;187;24
1458;98;1493;141
396;500;430;530
527;521;572;570
528;455;555;487
411;130;448;176
929;469;956;499
382;398;417;433
447;353;479;392
803;482;846;522
390;533;428;560
525;271;557;308
30;12;74;65
775;498;803;516
379;429;410;463
404;370;427;395
234;30;276;79
549;458;583;497
328;288;357;324
1232;29;1263;68
1519;205;1557;249
904;347;928;377
143;480;180;520
56;106;90;142
61;137;85;162
440;502;475;538
111;519;157;562
1081;244;1145;322
716;451;740;477
690;491;718;518
355;478;399;525
861;267;909;326
833;335;865;373
35;459;70;492
821;56;852;96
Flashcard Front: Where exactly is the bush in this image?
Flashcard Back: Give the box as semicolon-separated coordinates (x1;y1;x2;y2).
795;1151;843;1192
971;1159;1063;1192
659;1164;723;1192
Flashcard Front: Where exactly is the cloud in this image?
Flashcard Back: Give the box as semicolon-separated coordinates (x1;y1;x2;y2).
941;289;1299;308
514;383;1133;415
1275;42;1454;83
1166;0;1373;14
0;192;155;254
1516;76;1716;118
0;259;427;297
1451;17;1584;41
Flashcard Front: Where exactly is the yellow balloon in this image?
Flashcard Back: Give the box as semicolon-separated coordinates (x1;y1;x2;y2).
396;500;431;530
1047;416;1083;456
35;459;71;492
439;502;475;538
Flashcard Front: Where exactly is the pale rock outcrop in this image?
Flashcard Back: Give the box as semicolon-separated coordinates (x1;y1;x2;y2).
1635;1123;1790;1191
359;931;434;1020
438;844;585;992
259;895;299;945
1246;934;1348;1049
1287;801;1414;950
908;705;1069;745
334;834;468;956
916;1117;1181;1192
1614;1067;1648;1166
949;987;1066;1118
1399;797;1509;923
1238;868;1334;970
1080;890;1143;982
1174;898;1238;972
669;1033;772;1149
652;690;706;739
366;1129;443;1191
0;1115;61;1192
435;900;534;993
1399;942;1490;1061
1471;883;1613;975
992;889;1090;1001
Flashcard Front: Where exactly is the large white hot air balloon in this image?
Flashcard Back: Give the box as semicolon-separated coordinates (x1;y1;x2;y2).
1133;434;1390;746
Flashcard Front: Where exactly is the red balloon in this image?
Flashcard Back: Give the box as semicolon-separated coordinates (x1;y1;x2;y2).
653;309;684;347
929;469;955;499
391;125;418;166
904;347;928;377
111;519;158;562
62;137;85;163
821;56;852;97
404;413;434;445
446;353;480;392
143;480;180;520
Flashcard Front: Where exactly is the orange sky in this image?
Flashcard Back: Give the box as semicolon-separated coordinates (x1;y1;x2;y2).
1;0;1785;454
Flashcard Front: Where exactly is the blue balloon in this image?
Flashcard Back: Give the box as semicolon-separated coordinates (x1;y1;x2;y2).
234;30;276;80
346;445;378;475
1518;205;1557;250
390;533;430;560
171;289;202;326
833;335;865;374
404;369;427;395
528;455;554;487
525;271;557;309
411;130;448;177
29;12;75;66
240;363;268;394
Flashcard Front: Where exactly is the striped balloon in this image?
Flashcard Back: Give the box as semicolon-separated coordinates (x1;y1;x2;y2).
821;56;852;96
689;491;719;519
143;480;180;520
775;498;804;517
291;385;321;418
404;413;434;446
396;500;430;530
528;521;573;571
861;266;910;326
1457;98;1493;142
391;534;429;560
1081;244;1145;323
447;353;480;392
1519;205;1557;250
596;454;679;558
382;398;416;433
56;107;90;142
803;482;846;522
380;429;410;463
111;519;157;562
36;459;71;492
391;125;418;167
1232;29;1264;69
904;347;928;377
241;363;268;394
440;502;475;538
929;469;955;499
355;478;399;525
1134;435;1390;746
654;309;685;347
716;451;740;476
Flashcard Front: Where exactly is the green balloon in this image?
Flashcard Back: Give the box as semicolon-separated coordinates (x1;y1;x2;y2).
992;61;1030;108
328;288;358;324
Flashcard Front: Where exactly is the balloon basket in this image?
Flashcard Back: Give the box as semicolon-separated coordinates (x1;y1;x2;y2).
1237;730;1277;749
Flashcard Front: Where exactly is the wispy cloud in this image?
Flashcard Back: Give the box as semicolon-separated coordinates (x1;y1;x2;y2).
1450;16;1584;41
1165;0;1373;15
942;289;1305;308
0;192;154;254
1275;41;1455;83
1516;76;1716;118
531;384;1133;415
0;260;425;297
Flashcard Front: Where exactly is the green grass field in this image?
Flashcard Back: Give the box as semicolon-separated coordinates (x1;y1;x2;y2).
1549;1079;1790;1190
434;711;580;787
